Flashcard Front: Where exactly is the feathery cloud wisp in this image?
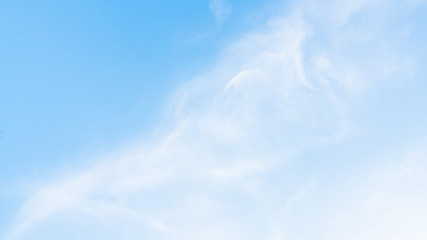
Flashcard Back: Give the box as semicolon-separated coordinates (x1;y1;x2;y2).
6;0;427;239
209;0;231;26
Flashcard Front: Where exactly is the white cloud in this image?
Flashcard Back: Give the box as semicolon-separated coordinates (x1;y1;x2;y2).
209;0;232;26
320;141;427;240
5;0;427;239
211;161;266;179
225;70;257;90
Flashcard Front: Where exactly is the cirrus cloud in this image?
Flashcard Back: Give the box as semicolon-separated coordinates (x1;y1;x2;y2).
5;0;427;239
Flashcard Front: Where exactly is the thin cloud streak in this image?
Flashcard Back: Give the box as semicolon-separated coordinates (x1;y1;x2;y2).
6;0;427;239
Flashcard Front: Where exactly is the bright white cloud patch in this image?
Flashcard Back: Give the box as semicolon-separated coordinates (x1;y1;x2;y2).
6;0;427;239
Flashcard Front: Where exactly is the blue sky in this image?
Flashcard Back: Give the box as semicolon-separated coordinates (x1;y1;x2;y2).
1;0;427;239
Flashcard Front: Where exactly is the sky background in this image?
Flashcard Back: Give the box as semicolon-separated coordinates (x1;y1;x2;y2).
1;0;427;239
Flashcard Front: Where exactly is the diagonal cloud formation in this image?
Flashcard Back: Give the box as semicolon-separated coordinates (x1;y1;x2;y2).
7;0;427;239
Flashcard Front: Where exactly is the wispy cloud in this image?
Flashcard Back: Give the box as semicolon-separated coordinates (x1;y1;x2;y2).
209;0;232;26
5;0;427;239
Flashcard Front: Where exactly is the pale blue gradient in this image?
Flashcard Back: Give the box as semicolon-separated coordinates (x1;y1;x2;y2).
0;0;267;234
1;0;427;239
